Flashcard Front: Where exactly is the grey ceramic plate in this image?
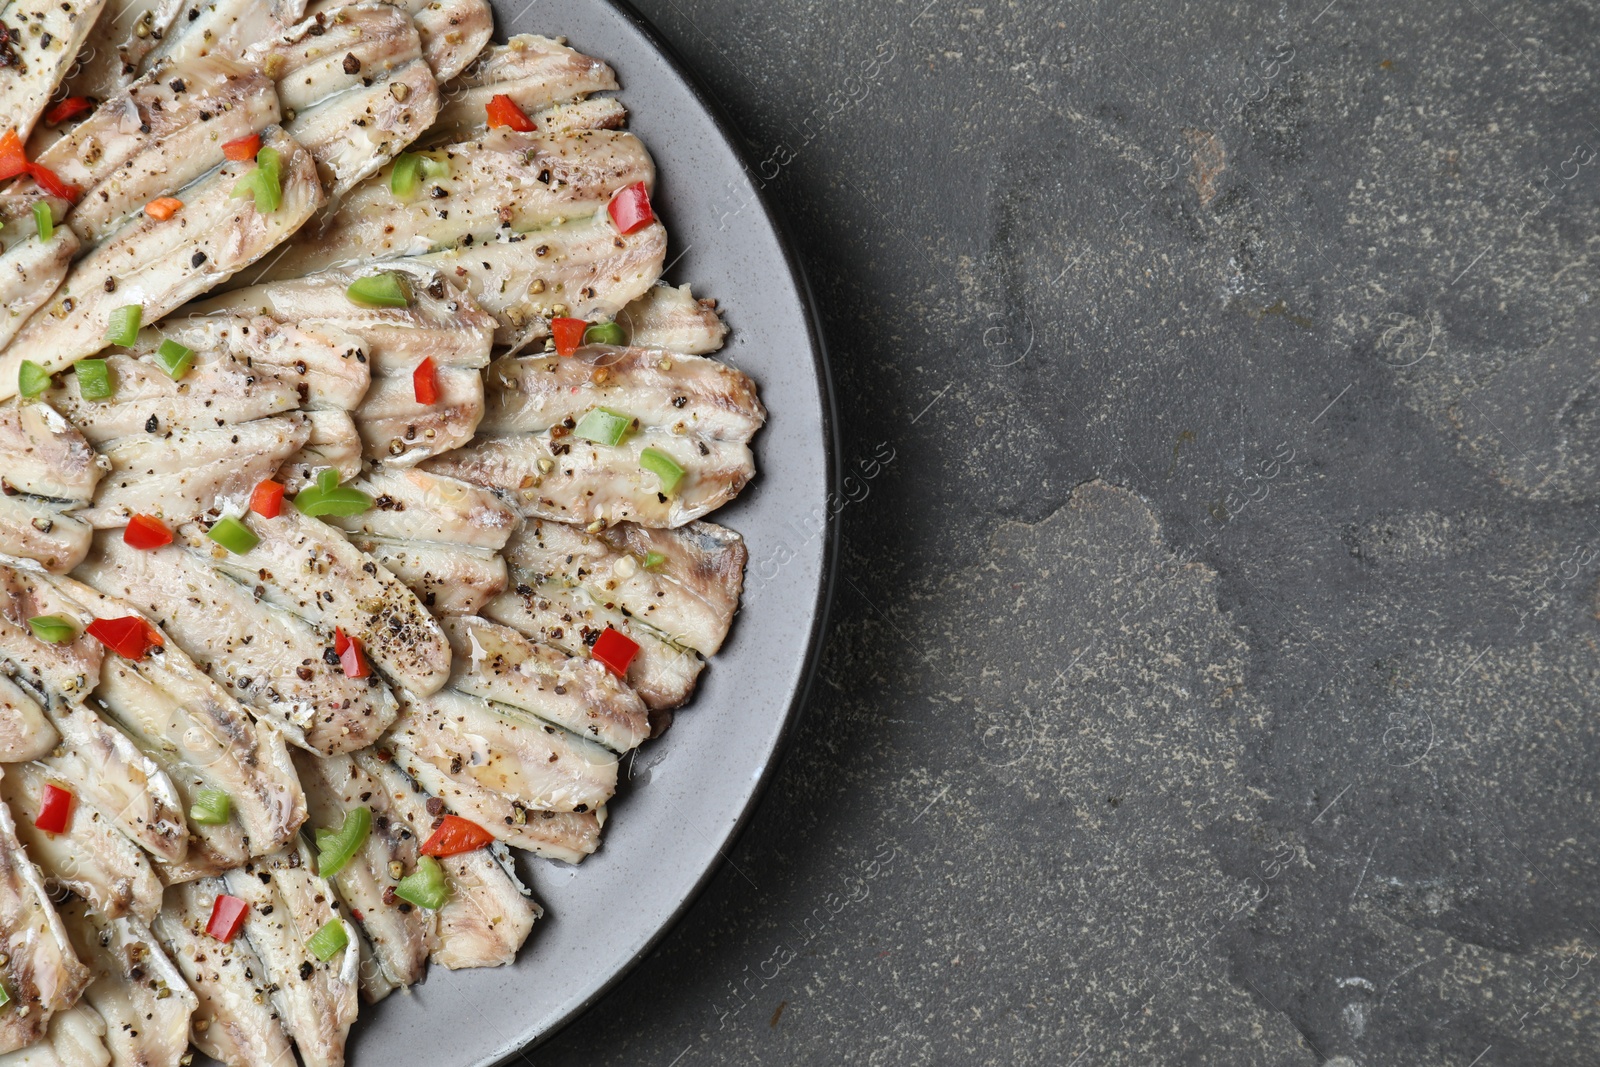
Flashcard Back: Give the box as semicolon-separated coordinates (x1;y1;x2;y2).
337;3;835;1064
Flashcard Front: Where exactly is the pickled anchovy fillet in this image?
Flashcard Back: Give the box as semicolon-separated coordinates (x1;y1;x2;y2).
0;0;112;143
504;518;746;656
276;407;363;491
0;401;106;502
1;761;161;921
79;413;311;528
253;127;655;282
40;0;190;106
81;532;401;755
0;224;78;352
221;843;358;1067
0;1004;108;1066
442;615;649;752
0;126;325;400
0;496;91;575
348;535;505;616
325;468;516;550
427;35;618;144
58;901;196;1067
386;745;601;863
616;283;730;355
173;507;451;697
0;771;91;1054
0;674;56;762
151;879;297;1067
5;58;281;244
291;751;432;999
413;214;667;350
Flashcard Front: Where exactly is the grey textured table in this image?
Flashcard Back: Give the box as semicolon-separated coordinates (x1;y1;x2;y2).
535;2;1600;1064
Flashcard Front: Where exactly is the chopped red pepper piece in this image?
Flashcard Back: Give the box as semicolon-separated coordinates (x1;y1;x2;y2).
250;479;285;518
413;357;439;405
222;132;262;161
334;627;369;679
27;164;81;202
607;181;654;235
0;130;27;182
551;317;587;357
206;894;249;943
591;627;639;677
86;616;164;660
420;814;495;857
33;784;73;834
44;97;93;125
123;514;173;550
485;93;536;132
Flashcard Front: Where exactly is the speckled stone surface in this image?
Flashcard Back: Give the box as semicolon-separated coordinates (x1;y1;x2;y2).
533;1;1600;1063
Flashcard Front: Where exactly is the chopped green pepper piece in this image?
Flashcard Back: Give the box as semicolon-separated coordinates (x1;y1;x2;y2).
188;788;231;825
154;339;195;380
573;407;631;447
394;856;450;910
639;447;685;495
390;152;423;197
75;359;113;401
104;305;142;347
643;551;666;570
0;979;10;1009
17;360;50;398
207;515;258;555
232;146;282;212
316;806;371;878
27;615;75;643
583;320;626;346
32;200;52;242
344;272;410;309
293;467;373;518
307;919;349;962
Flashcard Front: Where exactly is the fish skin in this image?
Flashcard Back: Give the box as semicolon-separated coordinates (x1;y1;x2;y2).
0;674;57;761
326;468;516;550
427;35;618;144
479;345;764;441
0;769;92;1054
0;400;107;502
254;127;656;281
441;615;649;753
0;225;78;352
504;518;746;656
151;878;298;1067
58;902;196;1067
41;351;301;444
348;535;506;616
221;843;359;1067
616;283;730;355
426;428;753;529
0;126;326;400
0;496;91;574
388;686;617;813
0;761;161;921
413;214;668;350
81;532;402;755
80;412;311;528
385;745;601;863
0;0;113;143
291;750;434;998
174;507;452;698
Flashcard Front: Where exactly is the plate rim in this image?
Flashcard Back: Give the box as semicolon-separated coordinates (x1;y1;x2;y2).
504;0;841;1055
